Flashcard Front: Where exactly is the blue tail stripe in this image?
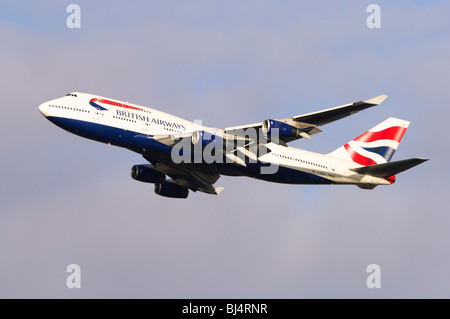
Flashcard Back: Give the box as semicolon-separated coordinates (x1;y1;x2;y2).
362;146;396;162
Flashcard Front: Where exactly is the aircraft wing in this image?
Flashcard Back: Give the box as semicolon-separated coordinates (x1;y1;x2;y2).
224;95;388;143
143;155;224;195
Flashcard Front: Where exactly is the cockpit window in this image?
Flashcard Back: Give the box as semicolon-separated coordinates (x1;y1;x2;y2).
65;93;77;97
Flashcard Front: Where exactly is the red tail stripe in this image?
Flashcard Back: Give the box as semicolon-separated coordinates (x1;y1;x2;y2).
353;126;407;143
344;144;377;166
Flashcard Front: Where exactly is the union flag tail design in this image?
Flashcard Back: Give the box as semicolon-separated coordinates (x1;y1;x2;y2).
328;117;409;166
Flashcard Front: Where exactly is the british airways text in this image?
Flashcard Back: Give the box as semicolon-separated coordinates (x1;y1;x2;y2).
116;110;186;130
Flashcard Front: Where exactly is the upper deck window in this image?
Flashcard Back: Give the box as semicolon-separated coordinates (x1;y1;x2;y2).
65;93;78;97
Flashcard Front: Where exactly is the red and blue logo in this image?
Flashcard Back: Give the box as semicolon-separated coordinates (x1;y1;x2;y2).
89;98;144;112
344;125;407;166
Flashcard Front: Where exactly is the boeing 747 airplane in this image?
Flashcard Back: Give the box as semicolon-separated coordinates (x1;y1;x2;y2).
39;93;427;198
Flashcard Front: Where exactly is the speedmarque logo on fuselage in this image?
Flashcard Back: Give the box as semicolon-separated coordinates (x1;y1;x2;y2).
89;98;186;130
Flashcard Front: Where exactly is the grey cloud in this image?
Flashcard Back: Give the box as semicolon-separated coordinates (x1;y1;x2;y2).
0;1;449;298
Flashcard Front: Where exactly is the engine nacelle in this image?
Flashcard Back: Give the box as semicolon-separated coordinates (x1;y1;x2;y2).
154;180;189;199
131;165;166;183
262;119;299;138
191;130;218;147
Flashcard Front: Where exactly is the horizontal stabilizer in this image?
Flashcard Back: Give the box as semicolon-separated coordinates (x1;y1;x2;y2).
351;158;428;177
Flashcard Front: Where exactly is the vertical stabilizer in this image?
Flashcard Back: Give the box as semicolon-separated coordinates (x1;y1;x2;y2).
328;117;409;166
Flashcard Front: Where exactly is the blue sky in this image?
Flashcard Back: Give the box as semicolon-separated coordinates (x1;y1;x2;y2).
0;1;449;298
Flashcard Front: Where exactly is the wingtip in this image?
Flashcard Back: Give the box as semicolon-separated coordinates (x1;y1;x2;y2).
364;94;388;105
215;187;224;195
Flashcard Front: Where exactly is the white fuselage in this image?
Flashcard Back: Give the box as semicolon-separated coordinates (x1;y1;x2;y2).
39;92;391;189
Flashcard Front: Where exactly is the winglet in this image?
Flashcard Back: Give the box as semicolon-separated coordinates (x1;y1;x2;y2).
214;187;224;195
364;94;388;105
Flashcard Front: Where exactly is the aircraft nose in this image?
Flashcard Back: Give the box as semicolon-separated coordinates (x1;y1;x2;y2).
38;102;48;116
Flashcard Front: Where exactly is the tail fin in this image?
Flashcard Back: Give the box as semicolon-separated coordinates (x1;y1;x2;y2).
328;117;409;166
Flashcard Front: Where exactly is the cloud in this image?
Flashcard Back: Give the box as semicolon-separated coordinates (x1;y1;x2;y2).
0;1;449;298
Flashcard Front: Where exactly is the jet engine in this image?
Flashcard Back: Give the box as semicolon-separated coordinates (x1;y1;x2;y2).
191;130;219;147
262;119;299;138
154;180;189;198
131;165;166;183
